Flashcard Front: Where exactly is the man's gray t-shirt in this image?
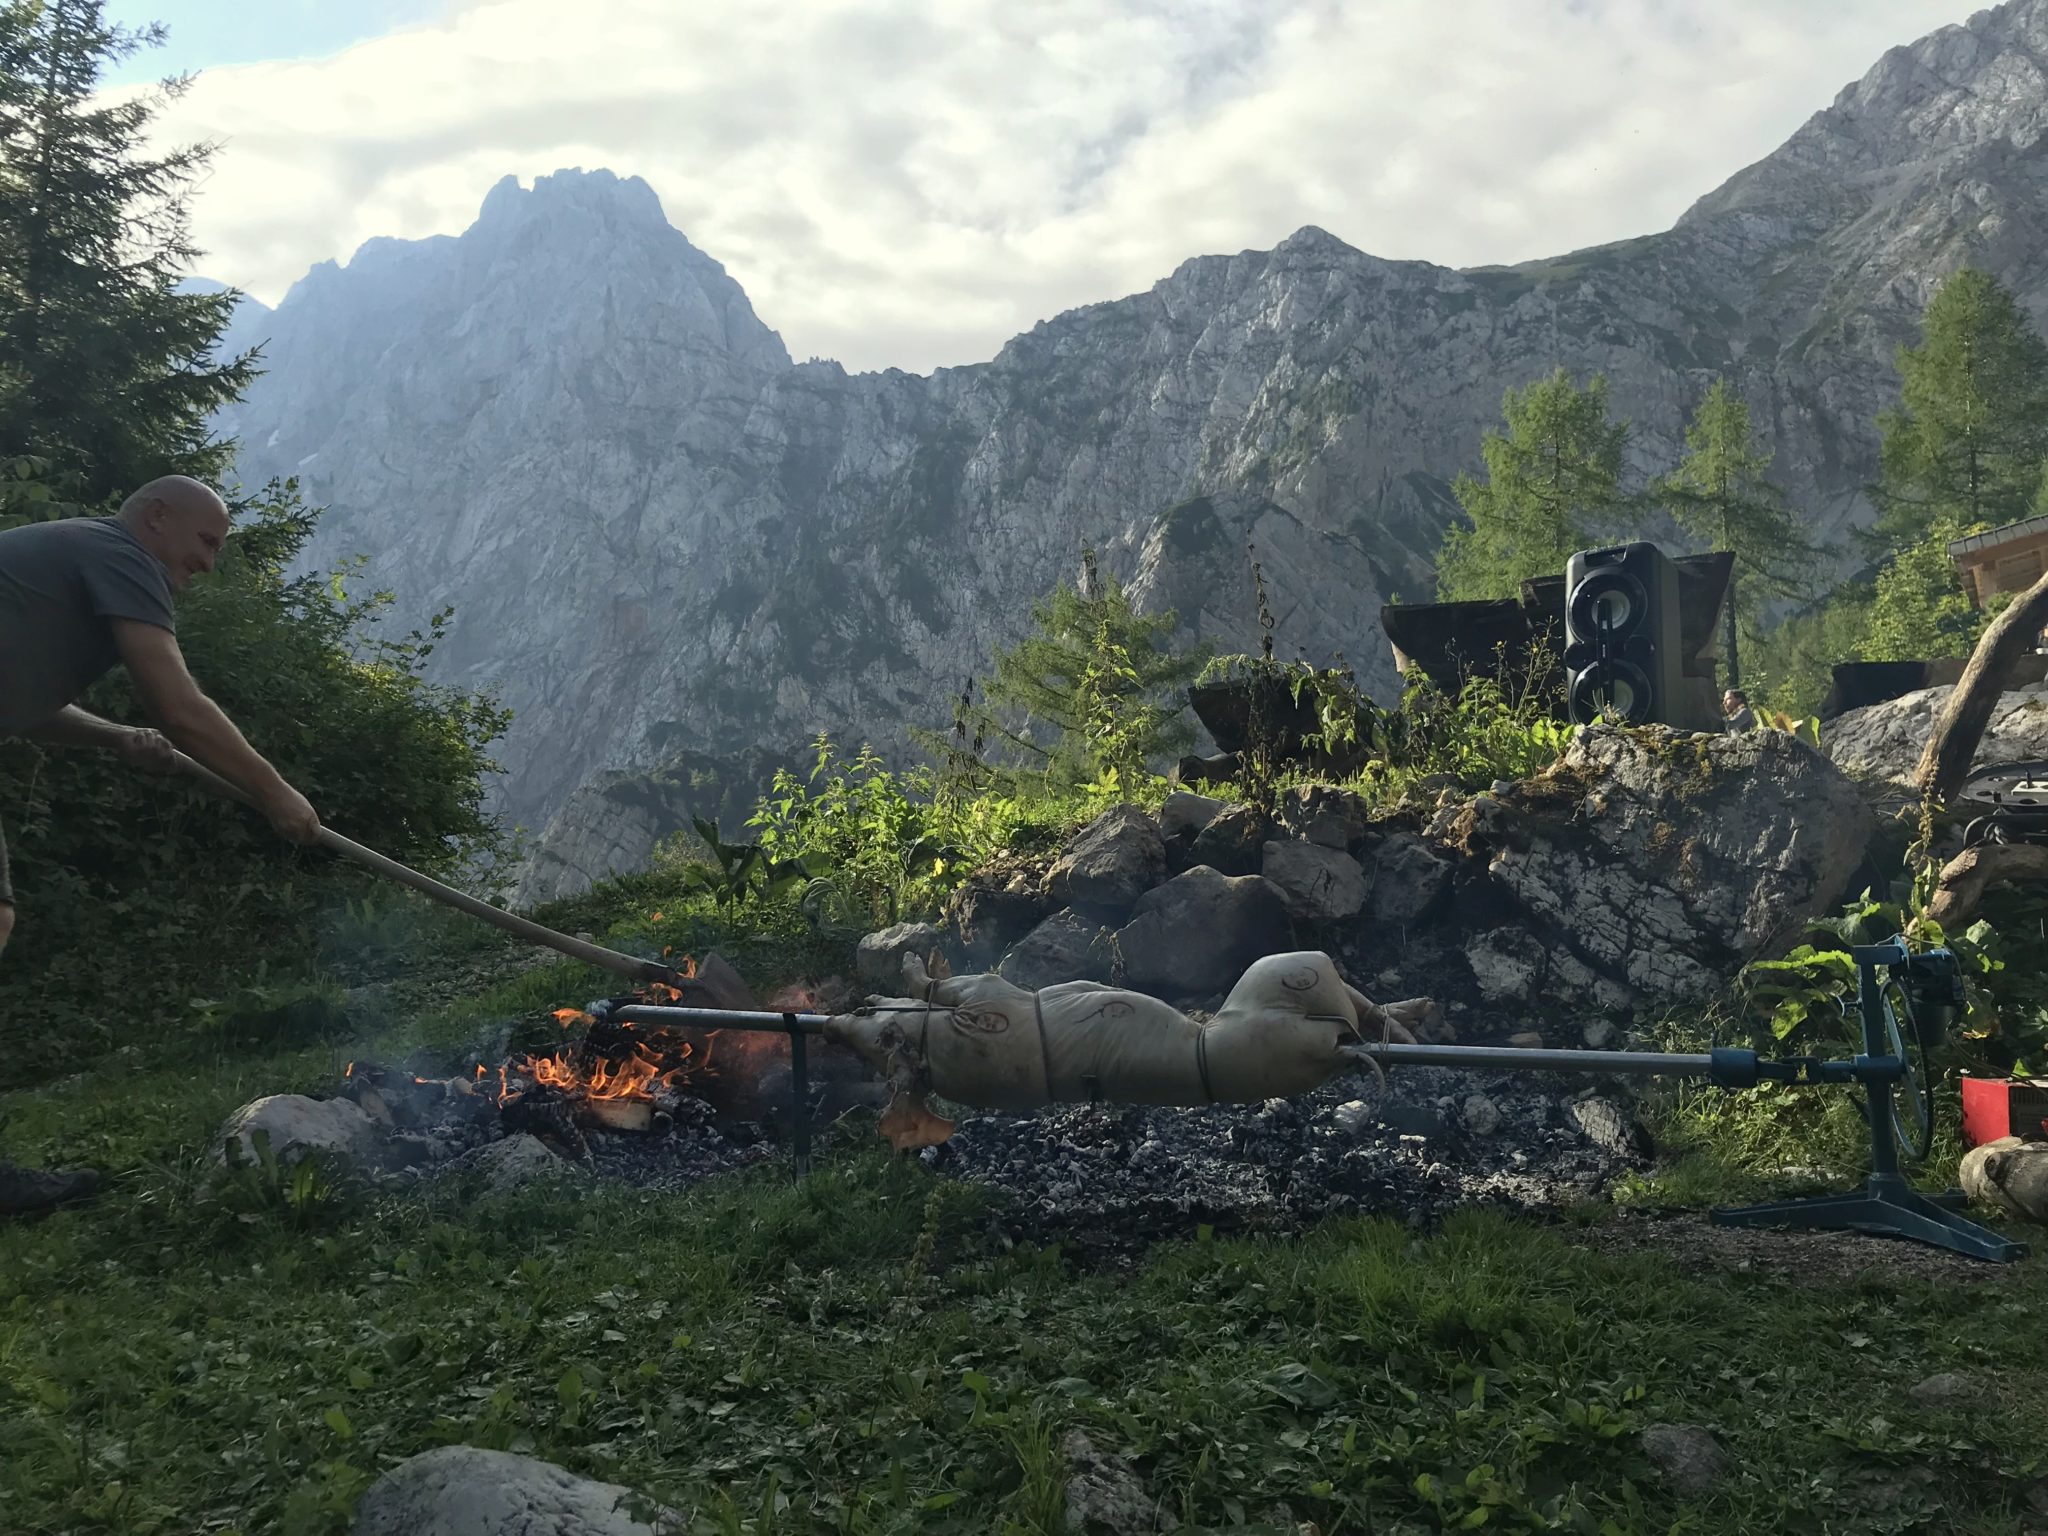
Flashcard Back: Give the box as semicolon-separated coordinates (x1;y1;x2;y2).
0;516;175;736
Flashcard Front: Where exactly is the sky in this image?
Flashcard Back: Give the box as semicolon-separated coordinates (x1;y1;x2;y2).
107;0;1994;374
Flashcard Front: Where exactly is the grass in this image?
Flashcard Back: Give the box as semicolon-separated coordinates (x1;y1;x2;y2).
4;890;2048;1533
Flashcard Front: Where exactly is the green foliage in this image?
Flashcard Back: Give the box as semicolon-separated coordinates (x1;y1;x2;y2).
1350;654;1577;810
1874;268;2048;549
1855;517;1986;663
975;549;1209;789
1436;369;1630;600
0;1;255;504
1653;376;1818;686
0;480;509;1087
1748;582;1875;718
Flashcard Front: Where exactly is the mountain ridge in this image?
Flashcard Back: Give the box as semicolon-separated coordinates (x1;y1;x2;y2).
207;0;2048;903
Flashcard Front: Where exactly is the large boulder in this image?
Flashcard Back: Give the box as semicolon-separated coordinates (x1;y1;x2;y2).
216;1094;382;1171
1261;839;1368;926
1359;830;1454;926
1000;908;1119;990
1114;865;1292;997
1438;725;1875;1007
945;857;1055;967
1046;805;1166;918
1278;783;1373;850
1825;682;2048;790
1188;803;1270;877
350;1445;676;1535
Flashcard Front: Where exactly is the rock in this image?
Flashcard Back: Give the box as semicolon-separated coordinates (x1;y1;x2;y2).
1467;930;1546;1004
856;921;945;988
1261;839;1368;925
1445;725;1876;1007
448;1134;579;1194
215;1094;382;1171
1061;1431;1168;1536
1907;1371;1978;1410
1159;791;1228;839
1825;682;2048;791
1507;1031;1546;1050
1278;784;1372;850
1569;1097;1652;1161
1115;866;1293;997
1360;832;1453;926
1959;1135;2048;1223
1332;1099;1375;1135
1582;1018;1620;1050
349;1445;675;1535
1047;806;1167;918
945;858;1055;966
1189;803;1271;877
1000;908;1118;990
1460;1094;1502;1136
1640;1423;1729;1497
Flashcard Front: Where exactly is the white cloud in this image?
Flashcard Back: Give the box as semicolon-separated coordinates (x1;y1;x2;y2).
144;0;1988;373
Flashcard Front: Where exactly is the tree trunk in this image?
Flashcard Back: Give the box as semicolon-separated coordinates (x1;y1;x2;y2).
1723;567;1740;688
1914;565;2048;805
1924;842;2048;931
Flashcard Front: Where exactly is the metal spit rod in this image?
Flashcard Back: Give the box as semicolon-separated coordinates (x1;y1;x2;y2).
600;1003;1722;1080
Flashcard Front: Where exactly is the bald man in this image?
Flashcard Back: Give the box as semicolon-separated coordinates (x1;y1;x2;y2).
0;475;321;1216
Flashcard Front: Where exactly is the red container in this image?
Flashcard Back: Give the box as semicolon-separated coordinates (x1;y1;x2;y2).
1961;1076;2048;1146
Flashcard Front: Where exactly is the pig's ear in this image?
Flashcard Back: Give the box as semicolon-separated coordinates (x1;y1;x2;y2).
879;1087;955;1152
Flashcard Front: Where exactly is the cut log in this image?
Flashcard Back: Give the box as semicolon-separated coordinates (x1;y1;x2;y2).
1915;567;2048;807
1924;842;2048;930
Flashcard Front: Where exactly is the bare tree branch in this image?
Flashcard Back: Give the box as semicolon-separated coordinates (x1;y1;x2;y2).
1914;565;2048;805
1924;842;2048;930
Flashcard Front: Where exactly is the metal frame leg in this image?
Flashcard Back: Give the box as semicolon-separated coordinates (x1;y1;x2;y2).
1714;1174;2024;1262
785;1013;810;1179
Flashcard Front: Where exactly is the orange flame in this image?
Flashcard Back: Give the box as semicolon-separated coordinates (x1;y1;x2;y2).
517;1039;693;1101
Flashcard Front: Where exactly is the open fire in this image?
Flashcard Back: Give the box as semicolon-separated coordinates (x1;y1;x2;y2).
341;953;845;1160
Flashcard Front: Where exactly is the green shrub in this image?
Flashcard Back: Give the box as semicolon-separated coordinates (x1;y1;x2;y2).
0;482;508;1086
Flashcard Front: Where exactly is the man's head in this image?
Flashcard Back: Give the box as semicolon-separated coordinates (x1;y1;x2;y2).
117;475;229;592
1723;688;1748;715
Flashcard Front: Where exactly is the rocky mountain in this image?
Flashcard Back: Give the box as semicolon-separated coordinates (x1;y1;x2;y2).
212;0;2048;905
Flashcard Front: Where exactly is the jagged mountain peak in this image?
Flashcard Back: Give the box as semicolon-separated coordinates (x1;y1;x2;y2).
476;166;671;231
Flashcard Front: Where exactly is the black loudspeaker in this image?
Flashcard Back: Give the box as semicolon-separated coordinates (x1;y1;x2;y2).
1563;542;1683;726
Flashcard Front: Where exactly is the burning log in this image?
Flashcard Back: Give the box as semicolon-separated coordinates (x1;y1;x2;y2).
500;1085;590;1159
824;951;1433;1151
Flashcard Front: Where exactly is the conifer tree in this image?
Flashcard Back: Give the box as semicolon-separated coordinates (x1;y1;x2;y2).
980;549;1209;787
0;0;254;505
1437;369;1629;600
1875;268;2048;547
1653;377;1815;686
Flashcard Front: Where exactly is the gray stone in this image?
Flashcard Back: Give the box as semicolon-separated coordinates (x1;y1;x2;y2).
1826;682;2048;792
1062;1431;1168;1536
856;921;945;988
1188;804;1270;877
1331;1099;1376;1135
1278;784;1372;850
448;1134;580;1195
1260;839;1368;925
216;1094;381;1171
1460;1094;1502;1136
1000;908;1118;990
1115;865;1293;998
1159;791;1228;840
1047;806;1167;918
1568;1097;1652;1161
1444;725;1876;1007
1507;1031;1546;1050
1361;832;1453;927
1641;1423;1729;1497
1907;1371;1978;1410
1582;1018;1620;1050
945;859;1054;967
349;1445;676;1535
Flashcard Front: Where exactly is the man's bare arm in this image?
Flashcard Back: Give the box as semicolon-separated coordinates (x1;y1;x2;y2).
111;620;322;842
21;704;135;750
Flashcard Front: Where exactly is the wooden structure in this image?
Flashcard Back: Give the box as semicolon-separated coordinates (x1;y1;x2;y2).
1950;514;2048;611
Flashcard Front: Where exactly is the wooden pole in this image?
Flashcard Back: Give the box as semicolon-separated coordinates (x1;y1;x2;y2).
171;751;676;986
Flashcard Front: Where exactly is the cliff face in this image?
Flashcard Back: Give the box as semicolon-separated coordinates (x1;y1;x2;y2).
212;3;2048;904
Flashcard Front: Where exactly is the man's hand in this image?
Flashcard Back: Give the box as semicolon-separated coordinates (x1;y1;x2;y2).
114;726;177;774
259;783;322;845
